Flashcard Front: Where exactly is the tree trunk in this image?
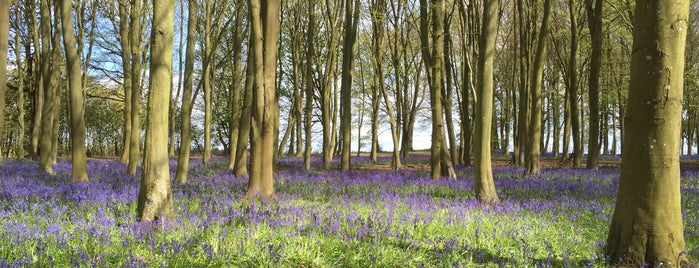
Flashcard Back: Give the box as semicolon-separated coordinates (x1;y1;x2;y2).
128;0;143;176
175;0;197;185
228;1;245;170
202;1;213;166
474;0;500;205
339;0;359;171
245;0;280;201
137;0;175;222
38;0;56;174
60;0;89;182
606;0;689;265
0;0;8;155
14;19;24;158
585;0;603;169
525;0;553;175
304;0;316;171
118;0;132;164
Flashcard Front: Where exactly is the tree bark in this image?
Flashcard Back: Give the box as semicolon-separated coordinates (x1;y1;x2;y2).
138;0;175;221
606;0;689;265
339;0;359;171
304;0;316;171
128;0;143;176
228;1;245;170
14;16;24;158
175;0;197;185
118;0;132;164
38;0;56;174
474;0;500;205
525;0;553;175
60;0;89;182
245;0;280;201
0;0;9;156
585;0;603;169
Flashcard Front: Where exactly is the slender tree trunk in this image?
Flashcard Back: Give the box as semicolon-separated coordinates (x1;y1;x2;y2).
14;19;24;158
138;0;175;221
175;0;197;184
30;0;42;160
38;0;56;174
228;2;245;170
202;1;213;166
585;0;603;169
304;0;316;171
526;0;552;175
234;56;253;177
0;0;9;155
60;0;88;182
339;0;359;171
128;0;143;176
118;0;132;164
474;0;500;205
606;0;689;264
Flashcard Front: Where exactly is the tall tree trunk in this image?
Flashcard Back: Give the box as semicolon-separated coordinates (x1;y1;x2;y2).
60;0;88;182
228;1;245;170
568;0;582;167
138;0;175;221
38;0;56;174
339;0;359;171
606;0;689;264
128;0;143;176
585;0;603;169
0;0;8;155
526;0;553;175
118;0;132;164
234;56;253;177
14;18;24;158
202;1;213;166
304;0;316;171
175;0;197;184
30;0;42;160
474;0;500;205
245;0;280;201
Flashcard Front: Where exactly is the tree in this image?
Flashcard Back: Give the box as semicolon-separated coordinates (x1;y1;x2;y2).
606;0;690;265
128;0;143;176
137;0;175;221
585;0;603;169
474;0;500;205
420;0;456;180
38;0;58;174
245;0;280;201
60;0;88;182
0;0;8;156
303;0;316;171
525;0;553;175
339;0;359;171
175;0;197;185
118;0;132;164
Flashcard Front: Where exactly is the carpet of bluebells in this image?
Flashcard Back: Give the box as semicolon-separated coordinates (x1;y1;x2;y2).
0;155;697;267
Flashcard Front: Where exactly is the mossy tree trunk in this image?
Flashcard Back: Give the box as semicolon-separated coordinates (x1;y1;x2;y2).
606;0;689;265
